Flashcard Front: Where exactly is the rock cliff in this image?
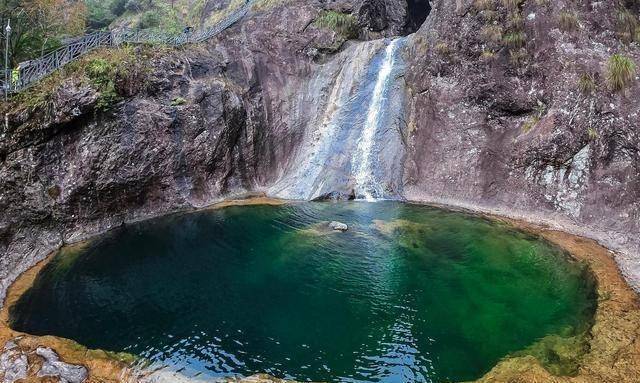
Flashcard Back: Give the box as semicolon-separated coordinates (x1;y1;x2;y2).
403;0;640;289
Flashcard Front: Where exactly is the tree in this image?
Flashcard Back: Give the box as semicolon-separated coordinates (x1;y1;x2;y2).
0;0;86;67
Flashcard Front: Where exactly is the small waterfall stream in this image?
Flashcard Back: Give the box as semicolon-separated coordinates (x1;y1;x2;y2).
271;38;406;201
352;39;403;200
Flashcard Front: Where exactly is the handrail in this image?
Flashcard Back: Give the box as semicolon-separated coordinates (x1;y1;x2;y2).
1;1;252;95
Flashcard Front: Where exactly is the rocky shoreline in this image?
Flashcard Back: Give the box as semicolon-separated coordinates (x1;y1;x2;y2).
0;198;639;383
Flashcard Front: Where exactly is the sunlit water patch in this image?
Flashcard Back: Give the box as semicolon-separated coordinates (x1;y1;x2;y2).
9;202;596;382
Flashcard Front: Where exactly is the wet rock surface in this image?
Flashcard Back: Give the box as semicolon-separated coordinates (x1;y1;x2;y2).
0;340;88;383
328;221;348;231
36;347;88;382
0;341;27;383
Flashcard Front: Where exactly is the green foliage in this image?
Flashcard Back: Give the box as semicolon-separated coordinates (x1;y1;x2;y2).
85;58;121;110
110;0;128;17
314;10;359;39
252;0;289;12
140;10;162;29
503;31;526;48
171;96;187;106
86;0;133;30
558;11;579;32
125;0;144;12
606;54;637;92
1;0;85;65
578;73;596;95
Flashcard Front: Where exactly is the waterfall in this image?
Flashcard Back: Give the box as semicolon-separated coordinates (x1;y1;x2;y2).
351;39;402;201
271;38;406;201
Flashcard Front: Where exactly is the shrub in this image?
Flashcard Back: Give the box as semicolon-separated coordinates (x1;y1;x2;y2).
481;25;503;43
435;42;450;56
558;11;579;32
606;54;637;92
509;12;524;30
502;0;520;11
110;0;127;17
480;10;499;22
503;32;526;48
474;0;494;11
252;0;288;12
139;10;161;29
509;48;528;66
171;97;187;106
314;11;359;39
522;116;539;133
86;58;121;110
481;49;496;61
616;8;639;42
125;0;142;12
578;73;596;94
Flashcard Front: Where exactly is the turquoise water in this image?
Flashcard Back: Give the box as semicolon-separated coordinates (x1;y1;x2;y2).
10;202;596;382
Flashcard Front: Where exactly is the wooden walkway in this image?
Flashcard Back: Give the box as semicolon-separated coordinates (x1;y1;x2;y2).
2;1;252;95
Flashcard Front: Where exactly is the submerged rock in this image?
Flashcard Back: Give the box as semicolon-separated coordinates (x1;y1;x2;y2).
36;347;88;383
329;221;348;231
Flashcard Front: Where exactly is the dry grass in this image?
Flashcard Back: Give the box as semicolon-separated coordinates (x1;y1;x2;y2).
509;12;524;30
480;9;499;22
503;31;526;48
314;10;359;39
502;0;520;11
509;48;528;66
606;54;637;92
481;49;497;61
251;0;289;12
616;8;639;42
474;0;494;11
578;73;596;95
481;25;504;43
558;11;580;32
435;42;451;56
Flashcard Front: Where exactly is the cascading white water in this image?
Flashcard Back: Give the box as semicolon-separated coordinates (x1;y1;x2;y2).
270;37;406;201
351;38;402;201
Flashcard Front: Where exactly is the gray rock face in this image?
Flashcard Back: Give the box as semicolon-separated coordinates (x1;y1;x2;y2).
36;347;88;383
0;342;27;383
329;221;348;231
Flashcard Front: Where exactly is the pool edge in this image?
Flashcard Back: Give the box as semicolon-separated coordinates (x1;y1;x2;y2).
1;197;638;383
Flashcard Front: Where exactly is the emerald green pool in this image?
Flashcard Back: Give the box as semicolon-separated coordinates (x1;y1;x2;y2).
9;202;596;382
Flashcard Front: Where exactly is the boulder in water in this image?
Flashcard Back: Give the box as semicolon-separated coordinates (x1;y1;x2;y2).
329;221;348;232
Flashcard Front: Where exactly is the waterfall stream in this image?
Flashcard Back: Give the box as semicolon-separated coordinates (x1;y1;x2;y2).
271;38;406;201
352;39;402;200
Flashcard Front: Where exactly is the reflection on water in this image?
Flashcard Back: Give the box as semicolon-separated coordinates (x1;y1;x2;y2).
10;202;596;383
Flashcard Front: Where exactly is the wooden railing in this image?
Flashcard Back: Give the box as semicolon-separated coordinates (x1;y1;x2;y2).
1;1;252;95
